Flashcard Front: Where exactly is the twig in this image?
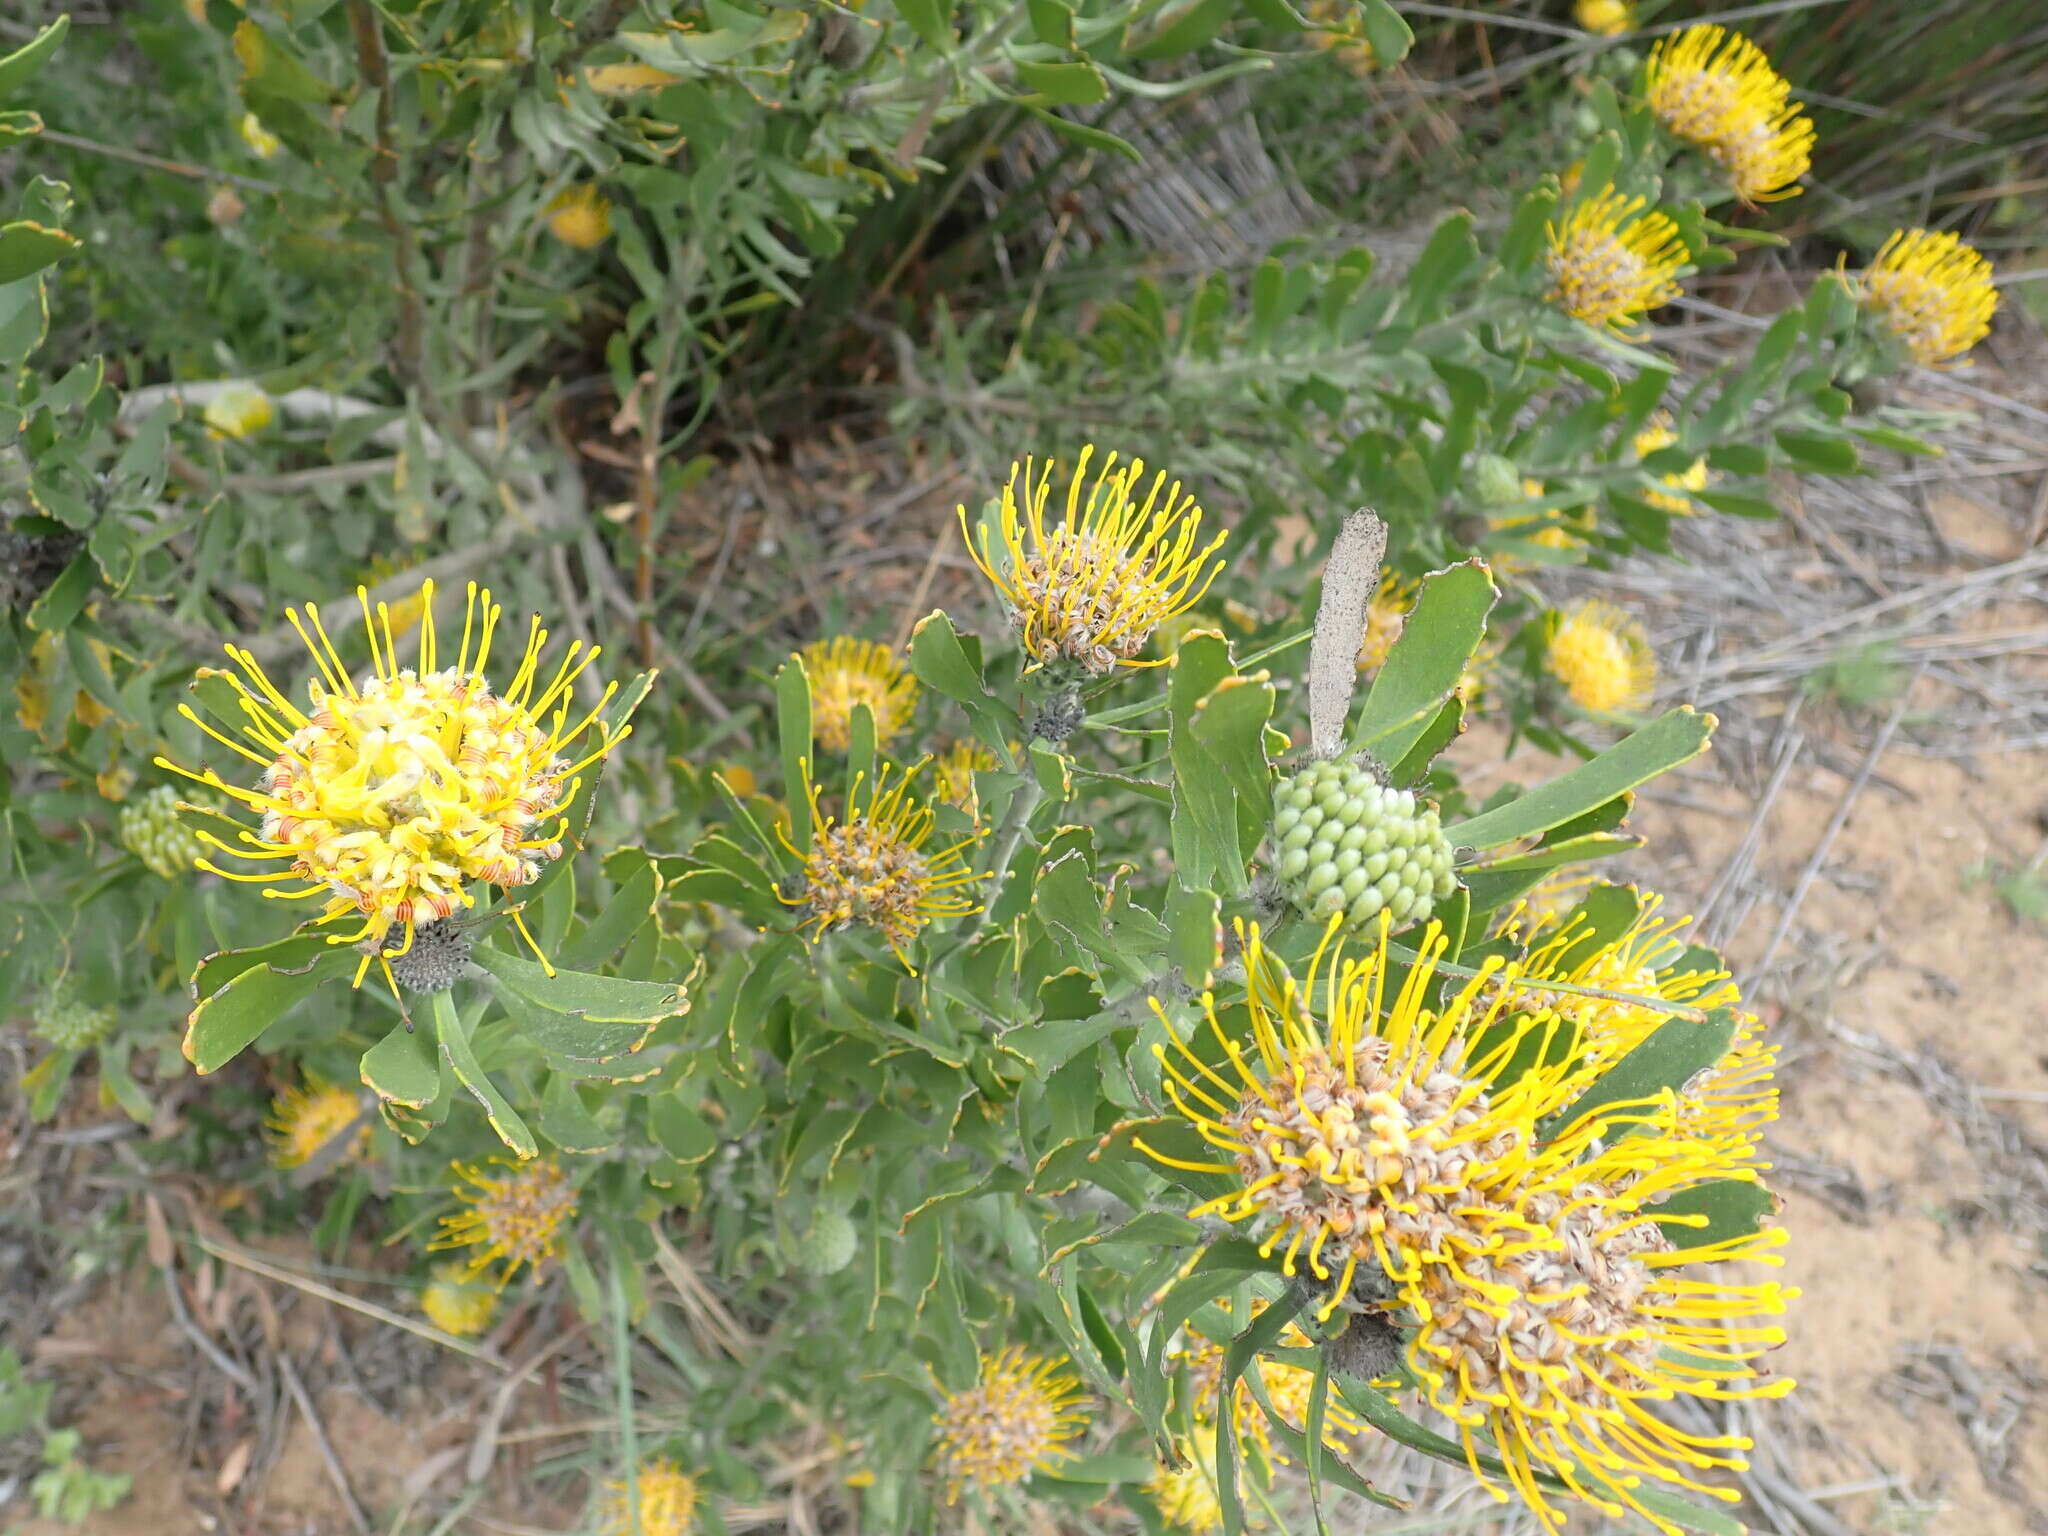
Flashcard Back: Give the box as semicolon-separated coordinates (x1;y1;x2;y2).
194;1233;508;1367
1756;667;1923;971
36;127;286;196
345;0;425;390
278;1351;372;1536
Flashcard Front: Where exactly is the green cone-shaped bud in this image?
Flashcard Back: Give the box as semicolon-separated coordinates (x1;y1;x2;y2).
36;992;116;1051
119;784;203;880
1470;453;1524;508
792;1208;858;1276
1268;756;1459;933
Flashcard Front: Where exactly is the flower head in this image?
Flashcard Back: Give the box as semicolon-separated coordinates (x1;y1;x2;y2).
1545;599;1656;714
596;1456;700;1536
1304;0;1378;75
1400;1091;1794;1535
433;1157;578;1283
1146;919;1603;1312
1646;26;1812;202
1354;575;1413;673
960;447;1227;678
1496;889;1777;1147
1175;1298;1366;1472
548;185;612;249
1859;228;1998;367
238;111;281;160
1574;0;1631;35
932;739;997;819
157;580;627;993
267;1076;369;1170
1148;918;1795;1536
420;1262;499;1338
204;385;274;441
930;1347;1090;1501
1631;414;1712;514
802;637;917;753
1145;1438;1223;1532
784;759;983;967
1544;188;1686;332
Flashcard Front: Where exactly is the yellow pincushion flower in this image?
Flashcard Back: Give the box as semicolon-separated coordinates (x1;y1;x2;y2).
1353;575;1413;673
203;385;275;441
1544;188;1686;332
1144;1438;1223;1533
432;1157;578;1284
1545;598;1656;714
1645;26;1813;202
1574;0;1631;35
548;185;612;249
158;580;626;995
1145;919;1605;1310
783;759;984;967
1174;1298;1366;1472
419;1261;499;1338
1631;414;1712;514
1859;228;1998;367
1303;0;1377;75
802;637;917;753
238;111;282;160
1498;889;1778;1147
932;739;996;819
1149;919;1795;1536
266;1076;369;1170
596;1456;699;1536
930;1347;1090;1502
1400;1087;1795;1536
961;447;1228;678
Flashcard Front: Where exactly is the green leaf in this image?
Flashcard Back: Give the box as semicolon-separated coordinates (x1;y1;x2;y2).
435;992;537;1158
1165;881;1222;990
1023;105;1142;160
0;222;76;284
1356;0;1413;64
0;15;68;98
908;610;1014;765
24;551;92;633
1775;430;1860;476
1388;697;1462;786
649;1091;720;1164
232;19;336;103
557;851;661;972
471;942;688;1028
1541;1007;1741;1142
361;1018;438;1108
894;0;954;50
540;1075;614;1154
1168;633;1238;894
1125;0;1237;58
1696;490;1780;521
1352;562;1495;762
183;944;345;1074
1650;1177;1777;1247
1014;57;1109;104
1447;708;1714;850
776;656;813;852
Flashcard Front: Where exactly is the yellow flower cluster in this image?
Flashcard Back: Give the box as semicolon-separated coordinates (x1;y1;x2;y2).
803;636;917;753
159;580;625;993
1544;188;1686;332
1545;598;1656;714
1144;1437;1223;1532
1646;26;1814;203
1860;228;1999;367
266;1076;369;1170
1632;414;1712;514
1353;575;1413;673
962;448;1227;678
419;1262;499;1338
548;185;612;248
1147;916;1794;1535
930;1347;1090;1502
596;1456;700;1536
784;759;984;967
433;1157;579;1284
1173;1299;1366;1474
